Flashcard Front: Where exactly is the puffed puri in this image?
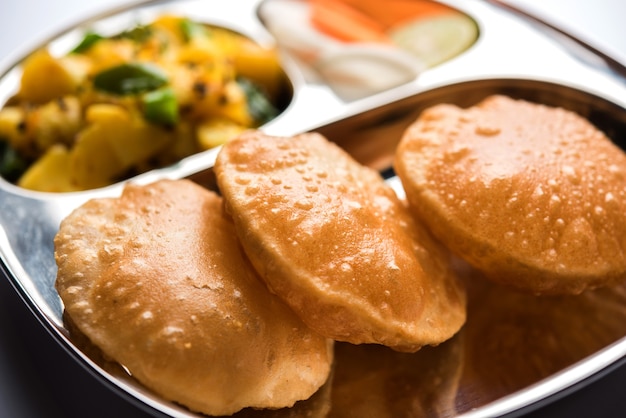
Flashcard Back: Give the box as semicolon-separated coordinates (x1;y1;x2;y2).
214;130;467;353
394;94;626;295
54;179;334;416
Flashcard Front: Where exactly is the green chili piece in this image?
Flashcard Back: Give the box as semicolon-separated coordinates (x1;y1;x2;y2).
142;87;178;126
71;32;104;54
93;63;168;95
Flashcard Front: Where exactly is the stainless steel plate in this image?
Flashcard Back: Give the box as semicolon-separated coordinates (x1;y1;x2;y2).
1;1;626;417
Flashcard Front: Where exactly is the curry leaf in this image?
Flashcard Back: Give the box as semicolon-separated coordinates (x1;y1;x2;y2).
0;140;28;182
71;32;104;54
93;63;168;95
114;24;153;43
237;77;279;125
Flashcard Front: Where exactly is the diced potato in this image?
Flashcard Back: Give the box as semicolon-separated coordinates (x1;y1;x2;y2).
70;104;174;188
209;28;283;99
0;97;81;159
193;80;253;126
232;38;284;99
34;96;82;151
135;31;177;63
92;105;174;168
164;64;196;108
17;144;78;192
2;15;283;192
70;107;126;189
18;50;81;104
151;14;188;43
58;54;91;87
158;120;198;163
84;39;135;74
176;43;231;77
196;118;246;150
84;103;128;123
0;107;27;150
217;81;254;126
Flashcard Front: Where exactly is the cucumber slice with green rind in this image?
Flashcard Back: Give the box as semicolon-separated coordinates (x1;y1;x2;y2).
390;13;478;68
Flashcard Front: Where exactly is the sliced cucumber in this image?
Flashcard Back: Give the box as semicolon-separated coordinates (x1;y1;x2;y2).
389;13;478;68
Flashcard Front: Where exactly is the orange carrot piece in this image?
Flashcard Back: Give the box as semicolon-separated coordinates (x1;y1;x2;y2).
309;0;390;43
339;0;453;28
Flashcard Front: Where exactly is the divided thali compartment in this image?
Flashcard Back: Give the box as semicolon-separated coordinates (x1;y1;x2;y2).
256;0;479;101
0;0;298;195
193;77;626;416
307;77;626;417
0;0;484;195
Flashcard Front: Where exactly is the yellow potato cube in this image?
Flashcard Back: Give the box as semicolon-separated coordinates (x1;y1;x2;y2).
17;145;78;192
0;107;27;150
158;121;198;163
84;39;135;74
34;96;82;151
90;104;174;166
232;39;284;99
196;118;245;150
70;107;125;189
70;104;174;188
18;50;77;104
193;81;253;126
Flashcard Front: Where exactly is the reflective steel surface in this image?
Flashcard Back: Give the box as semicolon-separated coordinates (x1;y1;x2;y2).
1;1;626;417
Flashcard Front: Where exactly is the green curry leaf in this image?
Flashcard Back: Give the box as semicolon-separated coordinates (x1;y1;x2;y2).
71;32;104;54
237;77;279;126
0;140;28;182
93;63;168;95
114;24;153;43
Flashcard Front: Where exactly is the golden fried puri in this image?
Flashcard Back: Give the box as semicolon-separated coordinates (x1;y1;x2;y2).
54;179;333;416
395;95;626;294
215;131;466;352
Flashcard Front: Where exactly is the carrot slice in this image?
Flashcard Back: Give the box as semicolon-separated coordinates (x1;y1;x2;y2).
339;0;453;28
309;0;389;43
